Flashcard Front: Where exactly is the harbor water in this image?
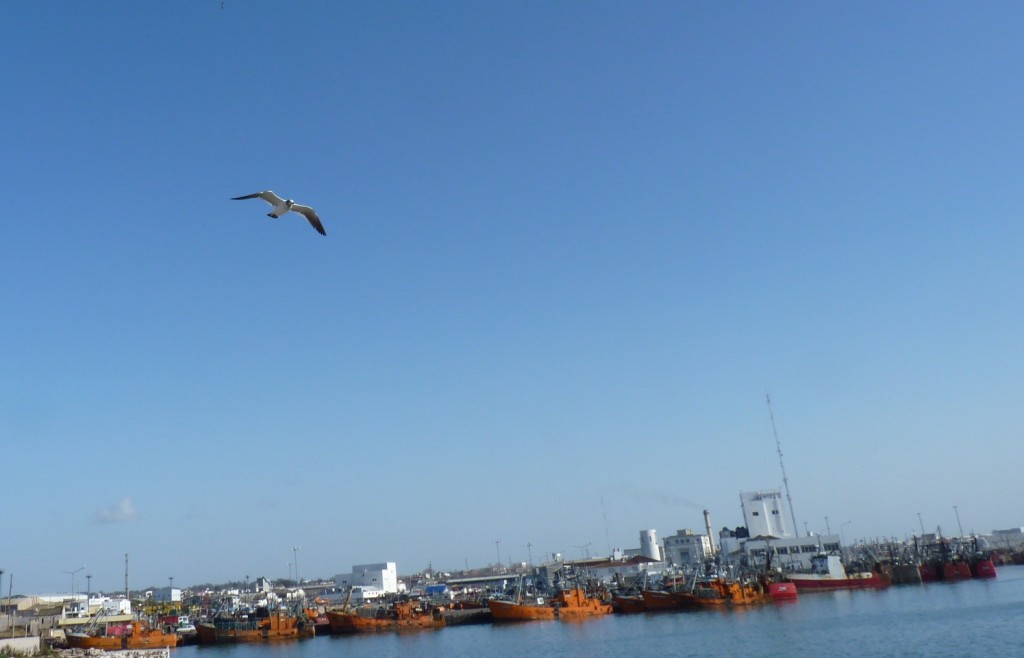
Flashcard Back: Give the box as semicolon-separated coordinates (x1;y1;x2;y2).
176;565;1024;657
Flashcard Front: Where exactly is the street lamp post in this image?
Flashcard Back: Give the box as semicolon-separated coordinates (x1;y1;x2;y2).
64;566;85;601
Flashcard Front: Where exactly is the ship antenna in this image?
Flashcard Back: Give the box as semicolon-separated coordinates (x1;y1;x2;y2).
766;393;800;536
601;497;612;557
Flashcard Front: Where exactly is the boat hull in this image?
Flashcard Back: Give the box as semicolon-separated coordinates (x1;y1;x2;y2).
788;572;890;591
488;589;611;622
612;595;646;614
641;589;695;611
66;621;180;650
487;598;556;621
325;602;445;633
767;582;798;601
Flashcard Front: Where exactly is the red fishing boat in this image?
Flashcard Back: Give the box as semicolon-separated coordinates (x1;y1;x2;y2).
971;557;997;579
786;554;890;591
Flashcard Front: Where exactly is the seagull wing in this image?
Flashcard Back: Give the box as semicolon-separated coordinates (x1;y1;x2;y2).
291;204;326;236
232;191;285;207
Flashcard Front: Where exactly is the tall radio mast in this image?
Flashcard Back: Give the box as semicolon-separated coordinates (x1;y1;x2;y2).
766;393;800;536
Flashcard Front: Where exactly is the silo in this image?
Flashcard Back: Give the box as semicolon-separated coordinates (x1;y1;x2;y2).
639;529;660;561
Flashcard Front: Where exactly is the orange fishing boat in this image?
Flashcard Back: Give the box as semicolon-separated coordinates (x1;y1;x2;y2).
641;588;700;611
488;588;612;622
486;595;556;621
66;619;181;650
326;601;445;633
612;593;646;614
555;588;614;619
695;579;769;607
195;609;315;644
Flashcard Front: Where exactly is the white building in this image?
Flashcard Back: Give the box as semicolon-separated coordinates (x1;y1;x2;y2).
334;562;399;595
663;529;713;568
740;490;795;539
151;587;181;603
713;490;844;570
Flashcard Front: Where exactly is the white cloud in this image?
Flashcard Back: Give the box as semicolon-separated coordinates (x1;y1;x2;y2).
94;497;140;524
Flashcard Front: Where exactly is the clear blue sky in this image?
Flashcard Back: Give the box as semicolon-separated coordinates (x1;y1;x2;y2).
3;1;1023;594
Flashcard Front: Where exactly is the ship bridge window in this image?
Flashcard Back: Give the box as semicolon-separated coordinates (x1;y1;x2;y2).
776;547;789;554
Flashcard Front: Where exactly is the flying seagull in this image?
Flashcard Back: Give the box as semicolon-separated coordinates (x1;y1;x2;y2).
231;191;326;236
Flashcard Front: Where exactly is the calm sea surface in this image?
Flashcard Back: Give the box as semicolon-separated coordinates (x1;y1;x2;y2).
177;565;1024;657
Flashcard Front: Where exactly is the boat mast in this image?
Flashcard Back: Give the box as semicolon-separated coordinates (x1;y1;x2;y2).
766;394;800;537
124;553;130;602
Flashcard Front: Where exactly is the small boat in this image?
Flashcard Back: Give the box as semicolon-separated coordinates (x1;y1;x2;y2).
786;554;891;591
196;608;315;644
66;619;180;650
326;600;445;633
